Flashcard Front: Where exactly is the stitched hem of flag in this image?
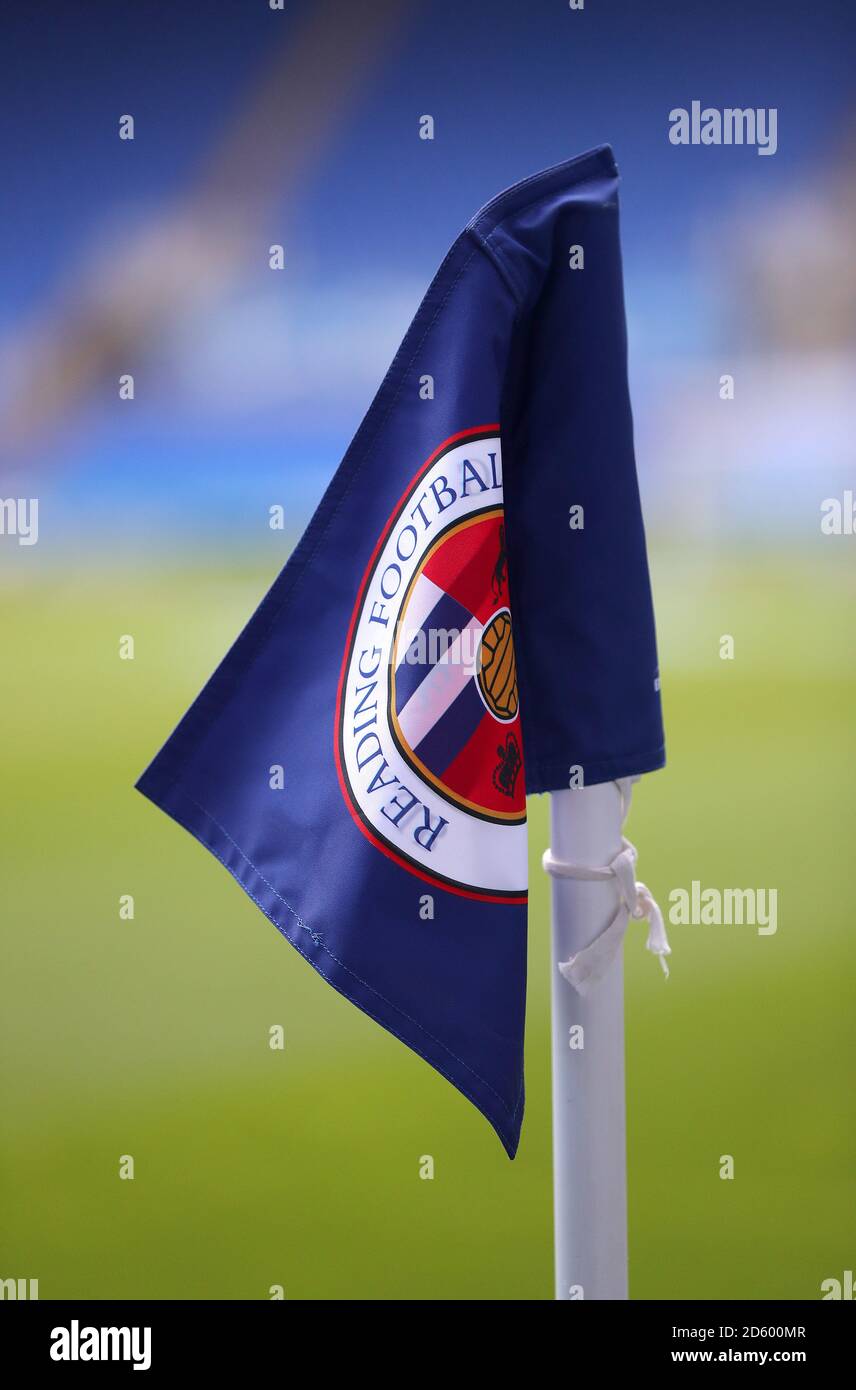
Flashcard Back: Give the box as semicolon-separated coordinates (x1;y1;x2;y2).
134;771;524;1160
526;743;666;795
467;143;618;244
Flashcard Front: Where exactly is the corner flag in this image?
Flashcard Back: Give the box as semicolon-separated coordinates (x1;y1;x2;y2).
136;145;664;1158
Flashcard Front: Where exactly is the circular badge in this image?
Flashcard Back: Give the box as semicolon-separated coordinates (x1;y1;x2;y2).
335;428;527;901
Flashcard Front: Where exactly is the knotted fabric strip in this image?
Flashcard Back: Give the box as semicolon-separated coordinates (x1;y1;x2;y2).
541;780;671;996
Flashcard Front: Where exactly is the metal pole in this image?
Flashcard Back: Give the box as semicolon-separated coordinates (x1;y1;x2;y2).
548;781;628;1301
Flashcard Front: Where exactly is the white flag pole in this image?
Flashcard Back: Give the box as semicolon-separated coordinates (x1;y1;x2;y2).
546;780;629;1302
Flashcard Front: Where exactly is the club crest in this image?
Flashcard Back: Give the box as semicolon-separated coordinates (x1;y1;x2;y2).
335;428;527;900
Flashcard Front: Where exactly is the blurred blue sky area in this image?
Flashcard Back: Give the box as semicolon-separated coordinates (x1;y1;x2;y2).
1;0;854;550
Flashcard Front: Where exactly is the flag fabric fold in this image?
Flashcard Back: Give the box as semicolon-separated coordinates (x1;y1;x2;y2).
136;144;664;1158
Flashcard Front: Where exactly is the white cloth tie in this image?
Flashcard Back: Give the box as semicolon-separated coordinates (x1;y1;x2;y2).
542;784;670;995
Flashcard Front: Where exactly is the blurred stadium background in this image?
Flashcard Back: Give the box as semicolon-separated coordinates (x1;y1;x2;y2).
1;0;854;1299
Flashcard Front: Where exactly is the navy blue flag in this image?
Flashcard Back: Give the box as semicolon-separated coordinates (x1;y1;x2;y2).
137;145;664;1157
